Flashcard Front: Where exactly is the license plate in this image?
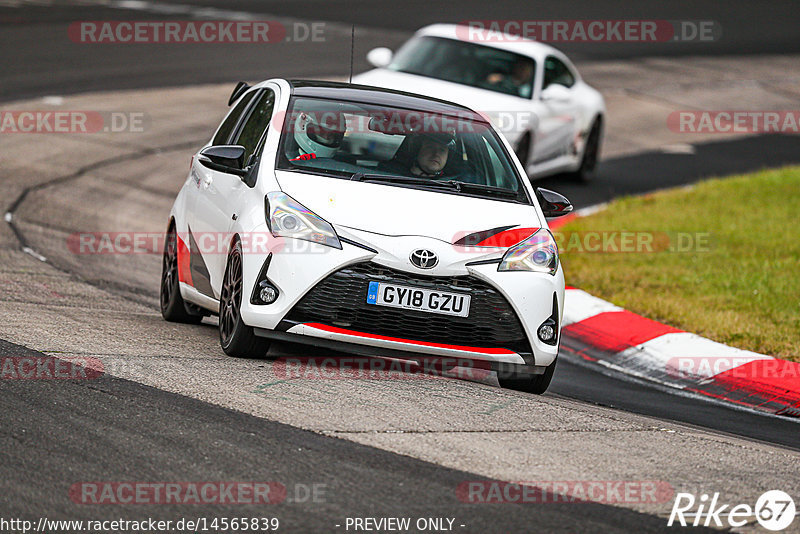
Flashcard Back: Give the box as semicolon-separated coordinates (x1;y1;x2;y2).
366;281;471;317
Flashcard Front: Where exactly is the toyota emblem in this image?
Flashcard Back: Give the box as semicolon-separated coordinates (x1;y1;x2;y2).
410;249;438;269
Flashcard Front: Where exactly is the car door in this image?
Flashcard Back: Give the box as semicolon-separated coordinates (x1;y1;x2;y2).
184;89;260;299
531;55;580;165
191;88;275;298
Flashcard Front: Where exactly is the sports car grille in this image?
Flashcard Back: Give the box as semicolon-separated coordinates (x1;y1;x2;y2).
282;262;530;352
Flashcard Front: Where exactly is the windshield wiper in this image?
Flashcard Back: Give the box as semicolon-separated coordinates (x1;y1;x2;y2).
439;180;521;199
350;173;459;191
350;174;523;201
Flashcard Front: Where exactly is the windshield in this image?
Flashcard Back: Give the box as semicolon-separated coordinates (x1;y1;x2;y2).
276;96;530;204
388;36;535;99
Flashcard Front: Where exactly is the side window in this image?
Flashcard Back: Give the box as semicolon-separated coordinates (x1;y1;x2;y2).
212;90;257;145
232;89;276;163
543;56;575;89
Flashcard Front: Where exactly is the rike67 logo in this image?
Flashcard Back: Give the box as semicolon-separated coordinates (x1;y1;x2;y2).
669;490;796;530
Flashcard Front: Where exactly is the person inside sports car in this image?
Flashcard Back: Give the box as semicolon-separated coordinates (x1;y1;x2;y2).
280;97;523;199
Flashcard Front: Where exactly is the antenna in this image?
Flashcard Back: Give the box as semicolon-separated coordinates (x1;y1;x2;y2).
349;24;355;84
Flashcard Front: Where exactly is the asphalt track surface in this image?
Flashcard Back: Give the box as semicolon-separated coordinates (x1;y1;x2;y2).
1;338;718;533
1;1;799;531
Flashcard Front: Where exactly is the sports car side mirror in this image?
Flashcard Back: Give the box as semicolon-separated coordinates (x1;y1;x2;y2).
366;47;393;68
536;187;573;218
541;84;571;102
198;145;248;177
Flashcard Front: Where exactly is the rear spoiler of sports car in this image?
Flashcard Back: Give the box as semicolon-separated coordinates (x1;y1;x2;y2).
228;81;251;106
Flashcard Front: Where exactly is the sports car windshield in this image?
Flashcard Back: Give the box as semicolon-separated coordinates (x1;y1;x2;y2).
277;96;529;204
388;36;536;99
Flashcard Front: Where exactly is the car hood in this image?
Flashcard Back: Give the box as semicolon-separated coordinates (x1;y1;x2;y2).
352;69;533;138
275;170;541;244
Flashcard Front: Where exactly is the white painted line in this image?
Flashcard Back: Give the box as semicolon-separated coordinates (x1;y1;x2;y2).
562;288;623;326
574;202;608;217
627;332;773;379
661;143;696;154
22;246;47;262
41;96;64;106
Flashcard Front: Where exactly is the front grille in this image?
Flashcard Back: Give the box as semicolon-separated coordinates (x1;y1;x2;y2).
283;262;530;352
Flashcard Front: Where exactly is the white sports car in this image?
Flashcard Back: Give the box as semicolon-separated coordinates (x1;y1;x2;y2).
353;24;605;182
160;79;573;393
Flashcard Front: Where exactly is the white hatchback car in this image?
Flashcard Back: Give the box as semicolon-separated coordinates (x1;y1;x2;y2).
353;24;605;181
160;79;573;393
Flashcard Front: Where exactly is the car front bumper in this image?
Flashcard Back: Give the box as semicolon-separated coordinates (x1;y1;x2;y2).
239;226;564;368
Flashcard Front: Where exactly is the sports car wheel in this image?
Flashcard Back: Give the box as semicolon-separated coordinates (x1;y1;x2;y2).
160;224;203;324
219;240;270;358
571;119;601;183
497;358;557;395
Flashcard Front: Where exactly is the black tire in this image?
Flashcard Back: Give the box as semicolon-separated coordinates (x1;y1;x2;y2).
497;357;557;395
219;240;271;358
160;223;204;324
515;133;531;176
571;119;602;183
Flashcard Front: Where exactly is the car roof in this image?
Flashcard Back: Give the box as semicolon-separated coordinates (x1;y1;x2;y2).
415;23;559;59
286;79;489;122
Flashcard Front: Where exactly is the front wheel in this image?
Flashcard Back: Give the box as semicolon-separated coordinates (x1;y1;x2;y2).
497;358;557;395
219;240;271;358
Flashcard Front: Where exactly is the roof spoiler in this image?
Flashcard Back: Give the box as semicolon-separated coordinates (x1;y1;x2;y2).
228;81;251;106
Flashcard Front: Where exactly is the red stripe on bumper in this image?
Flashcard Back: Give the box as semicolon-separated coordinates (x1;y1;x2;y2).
303;323;517;355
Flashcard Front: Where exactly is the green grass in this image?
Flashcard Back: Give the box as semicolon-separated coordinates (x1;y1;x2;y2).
559;166;800;361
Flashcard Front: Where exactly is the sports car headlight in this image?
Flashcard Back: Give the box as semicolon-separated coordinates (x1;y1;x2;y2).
498;229;558;275
266;192;342;249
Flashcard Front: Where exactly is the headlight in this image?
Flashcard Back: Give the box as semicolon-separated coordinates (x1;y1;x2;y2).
498;229;558;275
266;192;341;249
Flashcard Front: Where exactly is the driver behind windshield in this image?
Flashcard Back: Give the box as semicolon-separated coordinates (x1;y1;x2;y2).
381;131;456;178
486;59;534;98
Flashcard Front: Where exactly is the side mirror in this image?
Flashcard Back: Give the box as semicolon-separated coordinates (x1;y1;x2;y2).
198;145;247;176
541;84;571;102
536;187;573;218
366;47;393;68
